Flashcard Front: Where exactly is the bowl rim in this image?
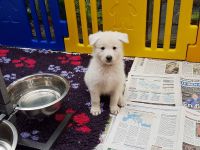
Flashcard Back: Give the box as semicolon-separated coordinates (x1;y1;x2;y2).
7;73;70;111
1;120;18;150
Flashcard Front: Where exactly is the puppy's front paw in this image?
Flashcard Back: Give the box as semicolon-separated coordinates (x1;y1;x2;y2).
118;99;126;107
90;107;101;116
110;106;120;115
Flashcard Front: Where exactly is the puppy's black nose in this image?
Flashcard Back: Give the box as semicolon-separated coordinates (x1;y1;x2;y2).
106;55;112;62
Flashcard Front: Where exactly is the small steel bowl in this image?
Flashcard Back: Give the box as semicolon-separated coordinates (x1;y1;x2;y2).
0;120;18;150
7;73;70;118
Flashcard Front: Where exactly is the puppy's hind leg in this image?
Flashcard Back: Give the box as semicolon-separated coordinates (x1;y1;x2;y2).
90;90;101;116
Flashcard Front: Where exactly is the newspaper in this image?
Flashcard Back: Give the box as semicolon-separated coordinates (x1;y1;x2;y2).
181;77;200;111
182;108;200;149
127;58;200;108
104;103;200;150
180;61;200;77
99;58;200;150
104;103;184;150
130;58;180;76
130;57;200;77
125;74;182;106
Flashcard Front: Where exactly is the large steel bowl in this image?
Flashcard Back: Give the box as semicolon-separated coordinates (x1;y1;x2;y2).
0;120;18;150
7;73;70;118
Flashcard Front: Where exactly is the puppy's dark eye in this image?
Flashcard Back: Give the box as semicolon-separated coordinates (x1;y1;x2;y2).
113;46;117;50
101;47;105;50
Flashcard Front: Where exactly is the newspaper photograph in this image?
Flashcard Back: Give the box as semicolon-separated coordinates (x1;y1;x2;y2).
182;142;200;150
130;58;180;76
181;77;200;111
125;74;182;106
104;103;183;150
180;61;200;77
182;108;200;149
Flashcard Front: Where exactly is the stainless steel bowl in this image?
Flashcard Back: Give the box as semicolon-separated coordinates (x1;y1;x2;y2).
0;120;18;150
7;73;70;118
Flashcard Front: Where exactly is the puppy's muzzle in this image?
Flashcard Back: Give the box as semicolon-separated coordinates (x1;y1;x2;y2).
106;55;112;63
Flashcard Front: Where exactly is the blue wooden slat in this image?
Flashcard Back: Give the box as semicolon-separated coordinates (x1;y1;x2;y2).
48;0;60;41
48;0;68;40
29;0;42;41
60;20;68;37
38;0;52;42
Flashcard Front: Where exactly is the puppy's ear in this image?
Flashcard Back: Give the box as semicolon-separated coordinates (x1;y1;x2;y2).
116;32;129;43
89;31;102;46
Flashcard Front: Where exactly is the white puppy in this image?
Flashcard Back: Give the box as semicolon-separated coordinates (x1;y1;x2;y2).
84;31;129;116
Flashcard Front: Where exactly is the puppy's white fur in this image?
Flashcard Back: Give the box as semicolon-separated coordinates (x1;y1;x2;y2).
84;31;129;116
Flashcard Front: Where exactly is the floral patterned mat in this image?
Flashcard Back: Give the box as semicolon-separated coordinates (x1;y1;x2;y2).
0;46;133;150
